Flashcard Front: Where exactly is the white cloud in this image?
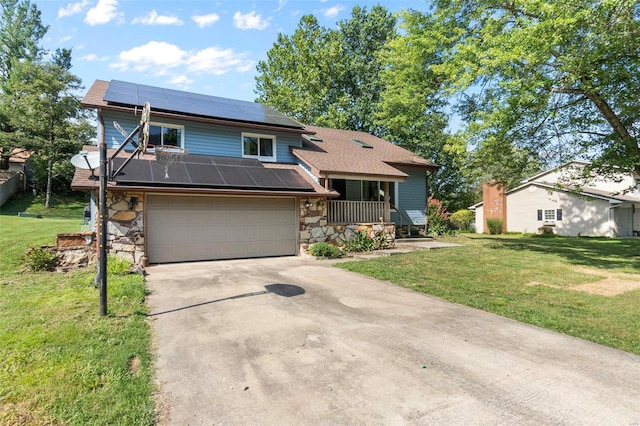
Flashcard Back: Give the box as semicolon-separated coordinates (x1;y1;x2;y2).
58;0;89;18
168;75;194;89
110;41;254;78
191;13;220;28
80;53;108;61
274;0;287;12
110;41;185;72
85;0;122;25
186;47;254;75
132;10;183;25
233;11;270;30
323;5;345;18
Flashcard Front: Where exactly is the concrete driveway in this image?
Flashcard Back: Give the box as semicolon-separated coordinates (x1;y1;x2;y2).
146;256;640;425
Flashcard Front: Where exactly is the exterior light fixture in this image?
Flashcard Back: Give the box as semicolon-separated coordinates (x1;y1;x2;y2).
128;197;138;210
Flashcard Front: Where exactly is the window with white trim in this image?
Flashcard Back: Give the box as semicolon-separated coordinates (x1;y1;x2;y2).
537;209;563;222
242;132;276;161
148;122;184;148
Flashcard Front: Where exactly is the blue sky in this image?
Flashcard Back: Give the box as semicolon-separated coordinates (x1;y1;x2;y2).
35;0;431;102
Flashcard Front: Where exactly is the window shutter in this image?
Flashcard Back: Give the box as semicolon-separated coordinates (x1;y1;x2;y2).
537;209;542;221
557;209;563;221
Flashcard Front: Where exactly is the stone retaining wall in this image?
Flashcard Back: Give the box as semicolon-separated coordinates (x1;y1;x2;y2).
53;232;96;271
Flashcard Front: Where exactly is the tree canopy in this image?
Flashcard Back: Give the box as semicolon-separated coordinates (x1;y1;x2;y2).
255;5;397;134
428;0;640;182
0;0;47;81
0;0;93;206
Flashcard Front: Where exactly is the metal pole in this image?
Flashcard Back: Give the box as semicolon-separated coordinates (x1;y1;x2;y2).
99;141;108;316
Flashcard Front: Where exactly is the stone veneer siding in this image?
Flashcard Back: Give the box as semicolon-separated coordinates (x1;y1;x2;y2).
105;190;145;264
299;196;396;253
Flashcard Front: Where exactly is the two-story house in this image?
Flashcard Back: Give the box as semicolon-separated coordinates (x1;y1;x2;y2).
72;80;438;264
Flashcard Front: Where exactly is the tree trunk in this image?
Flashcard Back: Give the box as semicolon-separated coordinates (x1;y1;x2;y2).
45;155;53;208
581;79;640;174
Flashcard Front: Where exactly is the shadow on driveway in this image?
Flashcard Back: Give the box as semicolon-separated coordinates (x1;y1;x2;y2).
148;283;305;316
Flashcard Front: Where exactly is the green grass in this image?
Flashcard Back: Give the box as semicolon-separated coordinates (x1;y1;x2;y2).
0;197;155;425
0;192;90;219
338;234;640;355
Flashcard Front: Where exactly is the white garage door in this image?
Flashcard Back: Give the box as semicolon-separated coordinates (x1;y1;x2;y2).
146;195;297;263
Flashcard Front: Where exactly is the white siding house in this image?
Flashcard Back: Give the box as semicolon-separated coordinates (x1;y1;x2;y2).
471;161;640;237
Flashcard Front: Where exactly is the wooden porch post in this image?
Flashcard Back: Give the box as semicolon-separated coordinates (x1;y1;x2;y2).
383;181;391;222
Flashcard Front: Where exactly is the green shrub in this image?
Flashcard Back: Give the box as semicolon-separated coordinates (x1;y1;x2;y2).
309;242;343;258
343;230;376;252
107;254;133;275
24;247;59;272
486;218;504;234
450;209;474;230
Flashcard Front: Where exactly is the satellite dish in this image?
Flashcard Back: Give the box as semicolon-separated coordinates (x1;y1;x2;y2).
71;151;100;170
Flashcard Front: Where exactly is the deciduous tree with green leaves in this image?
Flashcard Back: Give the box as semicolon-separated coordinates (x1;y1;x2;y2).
377;10;478;210
0;0;48;168
4;49;94;207
428;0;640;182
255;5;397;134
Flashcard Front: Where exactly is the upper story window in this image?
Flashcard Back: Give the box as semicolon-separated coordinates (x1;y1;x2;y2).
149;122;184;148
242;132;276;162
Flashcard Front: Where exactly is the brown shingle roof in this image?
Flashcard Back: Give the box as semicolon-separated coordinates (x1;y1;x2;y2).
82;79;109;108
292;125;438;180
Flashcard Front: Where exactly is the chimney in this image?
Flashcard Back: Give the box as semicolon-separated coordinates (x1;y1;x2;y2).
482;181;506;233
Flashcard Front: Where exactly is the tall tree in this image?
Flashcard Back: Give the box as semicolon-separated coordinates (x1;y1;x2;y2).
377;11;477;210
428;0;640;183
335;5;397;134
255;6;397;134
0;0;48;168
255;15;344;126
4;50;93;207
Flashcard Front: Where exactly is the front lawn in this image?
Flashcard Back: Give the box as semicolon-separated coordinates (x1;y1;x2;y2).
338;234;640;355
0;196;155;425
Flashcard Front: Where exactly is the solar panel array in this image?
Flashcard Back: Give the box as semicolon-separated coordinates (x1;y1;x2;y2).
111;154;313;191
103;80;303;129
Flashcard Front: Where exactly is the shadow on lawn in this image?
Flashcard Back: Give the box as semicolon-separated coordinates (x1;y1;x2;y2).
472;235;640;271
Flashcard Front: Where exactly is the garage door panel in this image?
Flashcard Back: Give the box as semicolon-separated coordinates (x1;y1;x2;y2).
147;195;297;263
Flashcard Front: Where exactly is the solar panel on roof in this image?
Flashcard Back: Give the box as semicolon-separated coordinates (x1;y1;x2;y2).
103;80;303;129
110;155;313;191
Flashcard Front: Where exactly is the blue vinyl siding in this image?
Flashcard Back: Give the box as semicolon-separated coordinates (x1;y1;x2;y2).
391;168;427;225
101;111;302;163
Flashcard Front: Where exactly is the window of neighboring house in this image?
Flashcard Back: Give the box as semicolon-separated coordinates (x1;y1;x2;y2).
148;123;184;148
538;209;563;222
242;133;276;161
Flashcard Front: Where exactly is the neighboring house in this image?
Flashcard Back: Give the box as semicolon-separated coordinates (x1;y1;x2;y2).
471;161;640;237
0;148;31;206
72;80;437;264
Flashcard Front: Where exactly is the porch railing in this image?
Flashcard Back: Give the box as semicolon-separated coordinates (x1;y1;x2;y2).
328;200;387;223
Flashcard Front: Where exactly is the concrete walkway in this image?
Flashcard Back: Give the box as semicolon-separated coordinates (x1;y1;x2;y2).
147;256;640;425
